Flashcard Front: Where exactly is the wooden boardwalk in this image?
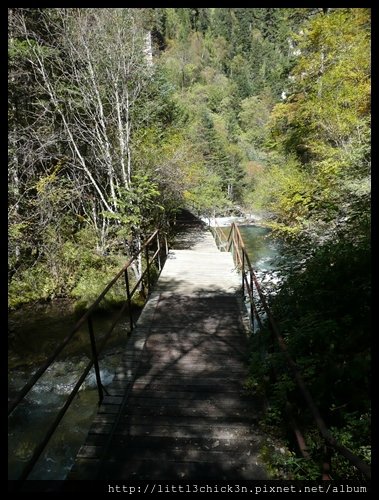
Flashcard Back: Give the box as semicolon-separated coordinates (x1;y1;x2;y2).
68;212;268;480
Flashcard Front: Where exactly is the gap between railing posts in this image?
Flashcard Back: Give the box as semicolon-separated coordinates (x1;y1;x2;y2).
209;222;226;252
8;228;168;482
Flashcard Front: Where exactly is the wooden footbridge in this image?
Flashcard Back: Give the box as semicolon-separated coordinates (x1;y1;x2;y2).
68;211;267;480
9;210;371;485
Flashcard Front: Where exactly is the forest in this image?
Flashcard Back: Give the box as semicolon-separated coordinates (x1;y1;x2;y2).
8;8;370;479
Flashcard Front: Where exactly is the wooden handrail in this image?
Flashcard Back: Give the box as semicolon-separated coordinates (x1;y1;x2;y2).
8;229;162;416
216;221;371;480
8;228;168;482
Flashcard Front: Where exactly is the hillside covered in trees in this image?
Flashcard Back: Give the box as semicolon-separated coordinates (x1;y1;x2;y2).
8;8;370;479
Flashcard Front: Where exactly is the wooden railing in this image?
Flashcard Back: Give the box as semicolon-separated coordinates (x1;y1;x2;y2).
8;229;168;481
211;221;371;480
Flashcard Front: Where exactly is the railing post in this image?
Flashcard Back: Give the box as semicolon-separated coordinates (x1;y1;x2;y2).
230;225;234;261
145;246;151;291
124;269;134;332
164;234;168;256
322;445;332;480
250;268;254;335
87;315;103;404
241;251;245;298
157;233;161;271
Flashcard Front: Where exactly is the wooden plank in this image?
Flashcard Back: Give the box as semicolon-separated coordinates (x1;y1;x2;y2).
102;395;123;405
126;345;247;357
130;367;248;377
125;396;258;409
76;436;263;461
97;458;267;480
129;382;246;392
132;361;247;371
127;390;252;401
119;405;256;419
112;425;259;440
68;213;267;481
98;404;120;414
100;434;263;452
131;375;246;385
102;446;263;464
115;415;256;428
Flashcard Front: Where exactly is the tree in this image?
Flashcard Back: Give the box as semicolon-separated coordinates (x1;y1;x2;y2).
9;8;182;306
14;9;156;248
8;8;77;281
252;8;370;241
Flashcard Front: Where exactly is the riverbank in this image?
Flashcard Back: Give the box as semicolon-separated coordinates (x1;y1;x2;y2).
8;298;141;371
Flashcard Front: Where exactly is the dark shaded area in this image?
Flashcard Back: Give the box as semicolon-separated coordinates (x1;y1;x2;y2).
170;209;208;250
68;288;267;480
252;237;371;478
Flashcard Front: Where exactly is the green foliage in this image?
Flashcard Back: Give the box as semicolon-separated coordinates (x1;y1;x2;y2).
263;411;371;481
238;91;274;150
104;175;162;239
8;37;38;62
248;234;370;478
71;267;125;312
329;411;371;479
261;446;321;480
132;125;193;224
254;8;371;238
9;264;57;309
251;155;313;231
259;444;290;479
9;223;121;310
158;8;295;209
184;170;231;217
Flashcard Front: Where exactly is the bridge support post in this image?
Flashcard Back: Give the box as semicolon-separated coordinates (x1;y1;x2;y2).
241;251;245;297
157;236;161;271
124;270;134;332
250;269;254;335
87;315;103;404
145;247;151;292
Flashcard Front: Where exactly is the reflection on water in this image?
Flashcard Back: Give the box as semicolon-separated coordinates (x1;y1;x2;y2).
237;225;281;271
219;224;282;272
8;302;133;480
8;386;99;480
219;225;285;331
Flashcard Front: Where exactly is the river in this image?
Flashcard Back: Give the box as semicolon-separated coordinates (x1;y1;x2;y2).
211;218;285;285
8;223;283;481
8;303;136;480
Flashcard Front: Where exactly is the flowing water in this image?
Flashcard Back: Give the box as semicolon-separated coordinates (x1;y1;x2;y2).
237;225;285;292
8;301;135;480
215;221;284;279
236;225;282;270
214;221;286;330
8;222;283;481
